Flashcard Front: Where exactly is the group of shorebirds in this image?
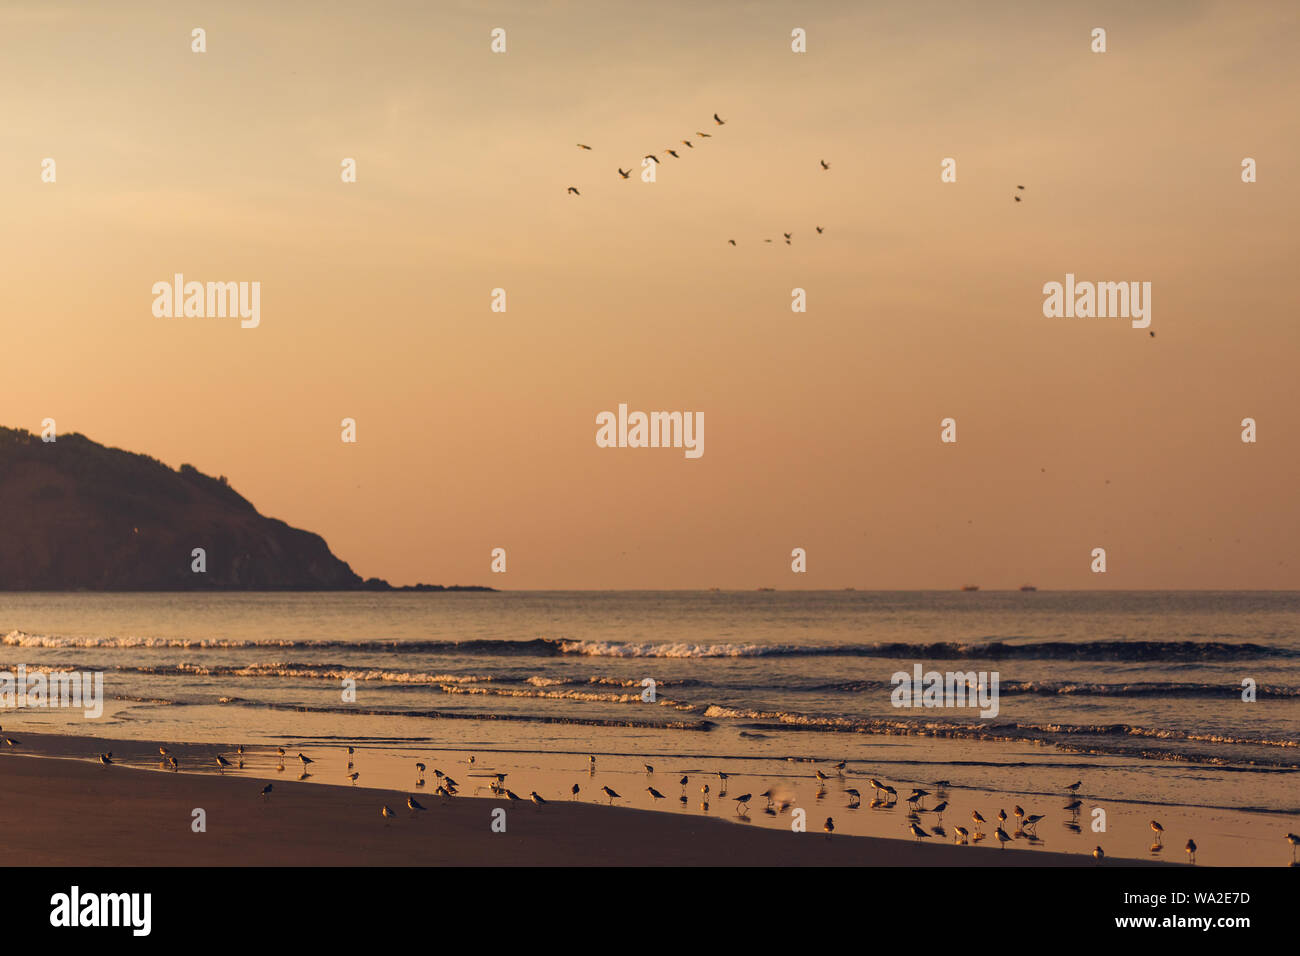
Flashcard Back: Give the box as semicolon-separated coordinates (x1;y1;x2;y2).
57;738;1300;864
564;111;830;247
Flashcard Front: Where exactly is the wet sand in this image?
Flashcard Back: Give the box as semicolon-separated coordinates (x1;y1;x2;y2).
0;733;1172;866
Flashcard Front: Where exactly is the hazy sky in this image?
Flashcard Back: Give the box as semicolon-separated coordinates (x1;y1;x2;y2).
3;0;1297;588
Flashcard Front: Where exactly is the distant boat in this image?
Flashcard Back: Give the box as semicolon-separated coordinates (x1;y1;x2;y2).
960;585;980;592
1020;585;1038;592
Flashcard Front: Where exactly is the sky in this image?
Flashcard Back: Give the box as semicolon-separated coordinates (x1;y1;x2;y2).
2;0;1298;589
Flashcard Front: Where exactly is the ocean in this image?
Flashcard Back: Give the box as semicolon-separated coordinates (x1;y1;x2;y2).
3;590;1297;864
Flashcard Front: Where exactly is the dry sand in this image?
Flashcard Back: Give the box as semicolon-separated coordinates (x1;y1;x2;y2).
0;735;1164;866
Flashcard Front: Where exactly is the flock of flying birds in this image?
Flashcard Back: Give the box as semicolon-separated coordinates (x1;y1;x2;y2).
16;732;1290;864
564;111;832;247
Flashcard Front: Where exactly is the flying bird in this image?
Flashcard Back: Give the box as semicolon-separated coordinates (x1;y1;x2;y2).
665;149;679;158
567;186;580;195
696;131;712;137
713;113;726;125
816;226;823;234
643;154;658;164
1014;195;1021;202
618;168;630;179
681;140;693;148
727;239;736;246
820;160;830;170
577;144;592;150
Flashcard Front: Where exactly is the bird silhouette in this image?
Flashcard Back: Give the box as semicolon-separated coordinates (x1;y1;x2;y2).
1014;195;1021;202
665;149;679;158
643;154;658;164
567;186;580;195
728;239;736;246
820;160;830;170
618;168;630;179
696;131;712;138
576;144;592;150
713;113;726;125
816;226;823;233
681;140;693;148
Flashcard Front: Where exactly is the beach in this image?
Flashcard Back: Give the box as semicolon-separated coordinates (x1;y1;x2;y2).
3;735;1165;867
3;591;1298;868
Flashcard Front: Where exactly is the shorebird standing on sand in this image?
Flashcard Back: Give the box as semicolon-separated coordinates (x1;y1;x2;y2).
571;783;580;800
734;793;752;815
1288;833;1300;862
971;810;987;831
259;783;272;799
99;753;113;769
297;753;313;770
347;772;359;785
530;792;547;808
1093;846;1104;863
953;826;970;844
994;827;1012;849
602;786;620;805
824;817;834;840
845;789;861;808
382;805;395;825
868;778;888;799
415;762;426;785
1064;799;1082;816
1065;780;1082;793
408;796;426;814
909;822;930;841
215;754;231;774
1150;820;1165;845
646;787;665;802
1185;838;1197;864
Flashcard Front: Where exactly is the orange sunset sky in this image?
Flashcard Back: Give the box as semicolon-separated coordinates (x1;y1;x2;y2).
2;0;1297;589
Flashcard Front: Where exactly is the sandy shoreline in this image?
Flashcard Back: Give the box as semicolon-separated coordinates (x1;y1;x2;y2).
0;734;1166;866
